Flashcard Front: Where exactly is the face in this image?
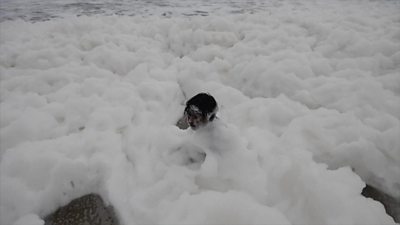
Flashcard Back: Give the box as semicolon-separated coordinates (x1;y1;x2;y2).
186;112;207;130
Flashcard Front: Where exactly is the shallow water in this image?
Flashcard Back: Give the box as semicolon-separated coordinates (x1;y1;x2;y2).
0;0;278;22
2;0;398;22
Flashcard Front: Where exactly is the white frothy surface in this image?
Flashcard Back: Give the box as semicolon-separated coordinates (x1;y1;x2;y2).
1;0;399;224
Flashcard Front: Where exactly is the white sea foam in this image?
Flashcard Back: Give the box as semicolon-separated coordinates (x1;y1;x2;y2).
1;0;399;224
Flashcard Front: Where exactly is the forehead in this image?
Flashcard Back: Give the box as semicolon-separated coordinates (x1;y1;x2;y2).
186;112;202;120
187;105;201;113
186;105;202;116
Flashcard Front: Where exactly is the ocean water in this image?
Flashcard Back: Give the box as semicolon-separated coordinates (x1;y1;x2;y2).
0;0;281;22
2;0;398;23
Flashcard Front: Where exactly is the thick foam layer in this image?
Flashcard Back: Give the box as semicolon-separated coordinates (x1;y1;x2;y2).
1;1;399;224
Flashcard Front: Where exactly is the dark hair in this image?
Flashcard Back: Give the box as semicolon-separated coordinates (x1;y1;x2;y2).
185;93;218;120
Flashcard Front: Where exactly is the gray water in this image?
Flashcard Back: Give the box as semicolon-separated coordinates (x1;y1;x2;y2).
0;0;279;22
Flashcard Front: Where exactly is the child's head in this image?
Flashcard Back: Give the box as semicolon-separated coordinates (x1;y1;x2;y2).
184;93;218;130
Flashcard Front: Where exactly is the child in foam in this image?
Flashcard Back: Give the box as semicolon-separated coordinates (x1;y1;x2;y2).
184;93;218;130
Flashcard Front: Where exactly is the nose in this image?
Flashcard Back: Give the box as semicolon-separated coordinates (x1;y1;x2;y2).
187;115;194;122
187;118;195;126
187;116;196;127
